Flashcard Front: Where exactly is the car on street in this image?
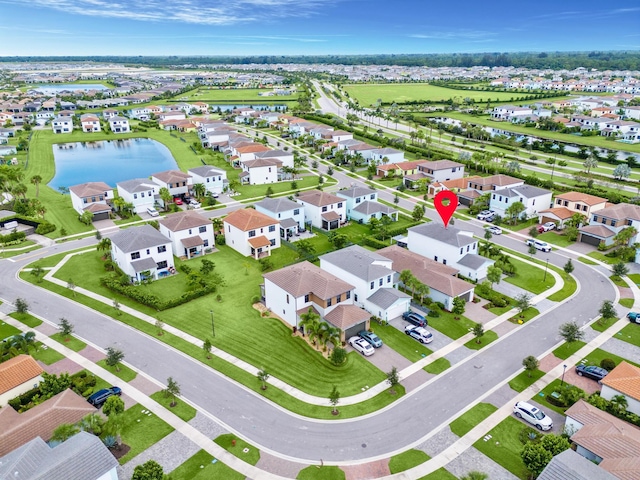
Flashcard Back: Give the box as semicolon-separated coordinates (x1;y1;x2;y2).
173;197;183;205
627;312;640;324
537;222;557;233
477;210;495;221
402;311;427;327
404;325;433;344
87;386;122;408
576;364;609;382
358;330;383;348
146;207;159;217
487;226;502;235
513;401;553;431
189;200;201;209
526;239;552;252
347;336;375;356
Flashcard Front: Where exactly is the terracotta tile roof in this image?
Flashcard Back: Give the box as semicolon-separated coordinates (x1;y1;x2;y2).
0;389;96;456
321;211;340;222
263;261;353;300
83;203;111;213
538;207;576;220
159;210;209;232
601;362;640;401
235;145;271;154
297;190;342;207
377;160;424;172
247;235;271;248
0;355;44;395
556;191;608;205
324;305;370;330
69;182;111;198
224;208;277;231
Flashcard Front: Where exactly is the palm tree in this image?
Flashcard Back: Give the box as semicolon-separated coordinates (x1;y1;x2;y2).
12;183;27;200
192;182;205;199
610;394;628;414
30;175;42;197
398;269;416;295
112;195;126;213
51;423;79;442
212;218;223;235
299;308;322;348
319;323;341;350
583;153;598;175
97;238;111;252
159;187;172;211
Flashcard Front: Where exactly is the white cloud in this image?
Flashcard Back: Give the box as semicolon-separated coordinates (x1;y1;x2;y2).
409;30;497;40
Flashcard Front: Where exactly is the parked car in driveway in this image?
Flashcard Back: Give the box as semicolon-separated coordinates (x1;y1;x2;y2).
525;239;552;252
404;325;433;344
402;311;427;327
347;336;375;356
576;364;608;382
173;197;183;205
513;401;553;431
537;222;557;233
146;207;159;217
358;330;383;348
477;210;495;221
487;226;502;235
87;386;122;408
188;200;201;209
627;312;640;324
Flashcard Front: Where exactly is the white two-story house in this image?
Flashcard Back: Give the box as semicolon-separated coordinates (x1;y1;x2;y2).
239;157;282;185
151;170;191;198
159;210;214;259
489;185;552;220
109;116;130;133
69;181;113;221
52;116;73;134
223;208;280;258
80;114;101;133
296;190;346;231
255;197;305;239
110;225;174;282
335;185;397;224
188;165;227;195
116;178;157;214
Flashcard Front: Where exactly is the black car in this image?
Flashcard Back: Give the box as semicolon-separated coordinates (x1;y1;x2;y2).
402;311;427;327
87;386;122;408
575;365;608;382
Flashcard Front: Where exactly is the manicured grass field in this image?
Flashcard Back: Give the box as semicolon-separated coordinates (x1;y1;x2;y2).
424;357;451;375
449;402;498;437
617;323;640;347
552;341;586;360
419;468;458;480
389;449;430;474
50;332;86;352
628;273;640;284
96;359;138;382
8;312;42;328
619;298;634;308
169;450;244;480
536;231;575;248
180;86;299;102
426;312;476;340
609;275;628;287
372;322;432;362
464;330;498;350
504;258;555;295
150;391;196;422
30;344;65;365
582;347;640;369
508;369;545;393
118;404;174;464
214;433;260;466
535;379;570;415
472;417;530;480
297;466;346;480
0;322;21;339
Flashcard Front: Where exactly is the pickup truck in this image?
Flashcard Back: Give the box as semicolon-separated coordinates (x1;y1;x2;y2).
627;312;640;324
525;239;552;252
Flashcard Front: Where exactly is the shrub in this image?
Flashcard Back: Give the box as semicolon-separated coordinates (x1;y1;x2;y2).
215;234;226;246
600;358;616;371
35;222;56;235
329;347;347;366
427;310;440;318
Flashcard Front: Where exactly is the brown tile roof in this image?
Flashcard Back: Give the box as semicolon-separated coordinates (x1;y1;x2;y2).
181;236;204;248
297;190;342;207
0;355;44;395
248;235;271;248
236;145;271;154
152;170;191;184
324;305;370;330
418;160;464;171
159;210;209;232
0;389;96;456
69;181;111;198
597;203;640;222
579;225;616;238
83;203;111;213
263;261;353;299
321;211;340;222
601;362;640;401
224;208;277;231
556;191;608;205
242;158;282;168
538;207;576;220
377;160;424;172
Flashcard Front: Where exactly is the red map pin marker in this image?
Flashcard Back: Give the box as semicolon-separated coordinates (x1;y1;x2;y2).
434;190;458;228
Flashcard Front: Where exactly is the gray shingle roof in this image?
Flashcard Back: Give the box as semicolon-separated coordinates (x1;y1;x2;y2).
352;201;396;216
538;449;618;480
131;257;158;272
509;185;552;199
116;178;156;193
367;288;410;309
409;223;475;247
457;253;491;270
255;197;300;213
188;165;226;177
320;245;393;281
110;224;169;253
336;186;376;198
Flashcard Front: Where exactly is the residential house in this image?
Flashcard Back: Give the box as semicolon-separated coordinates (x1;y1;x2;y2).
376;160;424;178
0;389;96;456
427;176;482;197
579;203;640;248
600;361;640;416
404;160;465;188
255;197;305;239
368;147;405;165
538;191;608;228
69;181;113;221
407;223;494;281
116;178;157;214
223;208;280;258
296;190;346;231
467;174;524;193
239;157;282;185
80;113;101;132
231;144;272;164
253;149;294;169
336;185;397;224
564;399;640;479
489;185;552;220
0;432;119;480
188;165;227;195
378;245;475;311
110;224;174;282
102;108;118;119
51;115;73;134
263;261;369;341
159;210;215;259
538;449;618;480
491;105;533;120
320;246;411;321
151;170;191;198
0;355;44;407
108;115;130;133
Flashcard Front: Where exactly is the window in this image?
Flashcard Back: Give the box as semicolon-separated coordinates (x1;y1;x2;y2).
83;198;88;204
356;197;361;203
379;278;383;286
387;275;391;283
188;229;192;235
327;297;332;307
467;245;470;252
133;193;138;199
353;293;356;301
370;281;374;290
611;220;617;227
199;226;206;233
294;209;299;215
304;294;309;303
336;294;341;304
434;256;438;262
278;213;281;218
99;195;104;201
203;239;209;247
443;259;447;265
556;199;561;205
370;194;375;200
492;194;496;200
157;245;166;253
269;225;276;232
322;206;328;212
601;218;606;224
131;252;141;260
146;249;150;255
249;230;256;237
338;202;343;208
593;216;598;222
286;294;289;304
157;261;168;269
268;167;271;173
460;248;463;255
141;192;145;198
582;205;587;211
269;238;276;246
227;225;231;233
206;178;210;183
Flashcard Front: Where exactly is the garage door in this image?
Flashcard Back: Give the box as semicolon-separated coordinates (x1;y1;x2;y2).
580;233;601;246
93;212;110;221
386;302;408;322
344;322;366;340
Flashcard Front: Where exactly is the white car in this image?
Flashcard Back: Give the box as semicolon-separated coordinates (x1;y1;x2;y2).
347;336;375;356
189;200;201;209
477;210;495;221
513;401;553;431
146;207;159;217
404;325;433;344
539;222;556;232
526;239;552;252
487;226;502;235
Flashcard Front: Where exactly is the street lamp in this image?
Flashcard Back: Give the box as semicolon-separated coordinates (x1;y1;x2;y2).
543;259;549;282
561;364;567;386
210;310;215;338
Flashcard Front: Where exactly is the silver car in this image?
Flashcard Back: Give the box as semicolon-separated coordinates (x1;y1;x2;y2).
513;401;553;431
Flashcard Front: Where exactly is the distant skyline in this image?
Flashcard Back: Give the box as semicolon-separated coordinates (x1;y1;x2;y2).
0;0;639;57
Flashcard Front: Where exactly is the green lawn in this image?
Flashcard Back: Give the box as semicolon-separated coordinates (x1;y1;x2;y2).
169;450;244;480
473;417;530;480
609;275;628;287
628;273;640;284
503;258;555;295
587;251;619;265
372;322;432;362
464;330;498;350
8;312;42;328
535;379;574;415
418;468;458;480
96;359;137;382
535;231;575;248
118;403;175;464
424;357;451;375
0;322;22;339
591;317;617;333
180;86;299;102
582;347;640;369
619;298;634;308
150;391;196;422
214;433;260;466
297;466;346;480
234;175;325;200
617;323;640;348
552;341;587;360
449;403;498;437
389;449;430;474
425;311;476;340
30;344;65;365
509;369;545;393
50;332;86;352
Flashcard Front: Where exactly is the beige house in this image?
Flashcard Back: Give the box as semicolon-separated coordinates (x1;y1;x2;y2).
539;191;608;228
600;361;640;416
0;355;44;407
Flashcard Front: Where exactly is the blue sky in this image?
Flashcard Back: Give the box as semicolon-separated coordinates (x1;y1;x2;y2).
0;0;638;56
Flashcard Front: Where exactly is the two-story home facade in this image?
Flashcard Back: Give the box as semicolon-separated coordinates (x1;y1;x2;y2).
296;190;346;231
188;165;227;195
239;157;281;185
407;223;494;281
320;246;410;321
489;185;552;220
159;210;214;259
69;181;113;221
151;170;191;198
335;185;397;224
255;197;305;239
51;115;73;134
110;225;174;282
578;202;640;248
109;116;130;133
538;191;608;228
116;178;157;214
80;114;101;133
223;208;280;258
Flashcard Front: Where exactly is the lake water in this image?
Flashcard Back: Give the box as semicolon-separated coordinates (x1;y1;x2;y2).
209;104;287;112
49;138;179;191
31;83;109;94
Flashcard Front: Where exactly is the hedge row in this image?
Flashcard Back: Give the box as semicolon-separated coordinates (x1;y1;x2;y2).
0;230;26;244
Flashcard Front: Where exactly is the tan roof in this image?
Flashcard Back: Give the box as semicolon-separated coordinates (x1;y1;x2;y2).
579;224;616;238
321;211;340;222
69;181;111;198
235;145;271;154
432;176;482;191
181;236;204;248
0;389;96;456
418;160;464;171
601;362;640;401
597;203;640;222
152;170;191;184
324;305;370;330
248;235;271;248
297;190;342;207
556;191;608;206
0;355;44;395
566;399;640;480
159;210;209;232
224;208;277;232
83;203;111;213
538;207;576;220
242;158;282;168
377;160;424;172
263;261;353;300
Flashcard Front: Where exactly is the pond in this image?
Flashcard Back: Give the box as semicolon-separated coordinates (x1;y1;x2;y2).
49;138;179;191
30;83;110;94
